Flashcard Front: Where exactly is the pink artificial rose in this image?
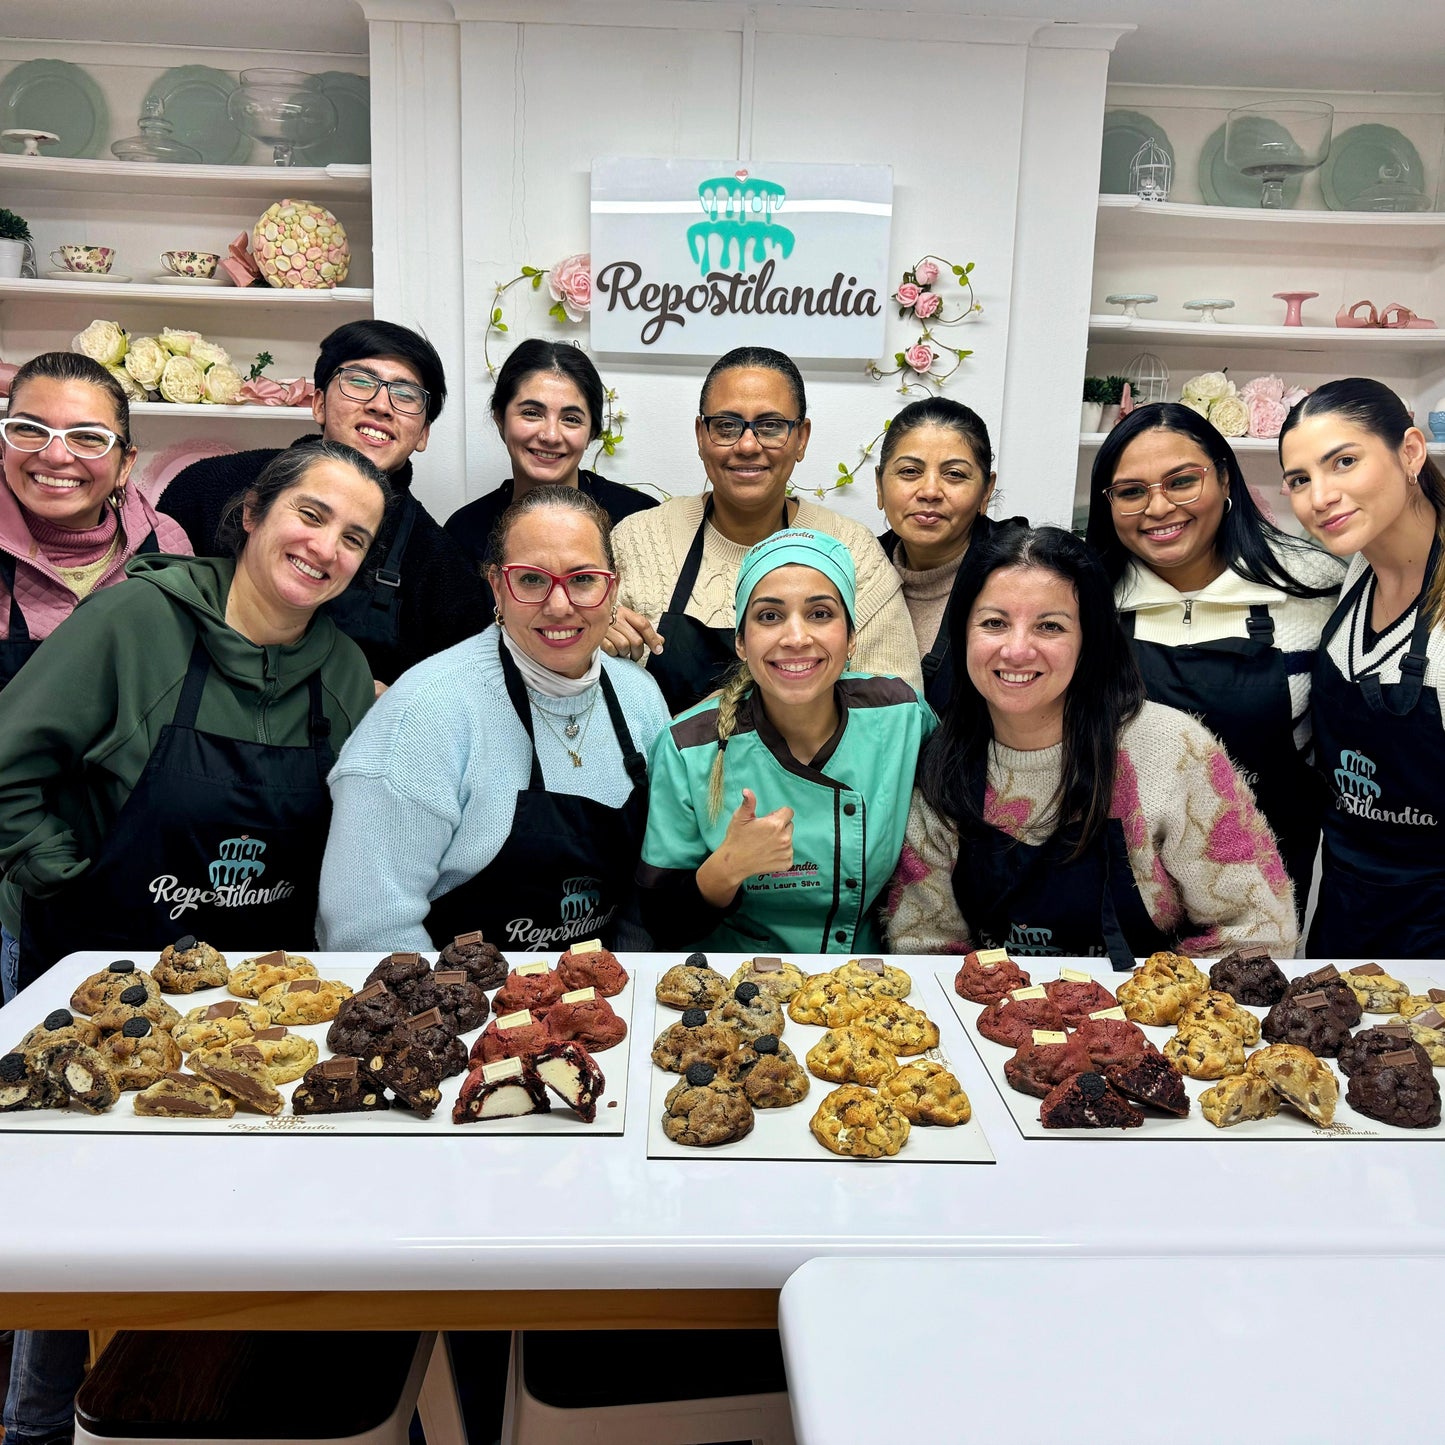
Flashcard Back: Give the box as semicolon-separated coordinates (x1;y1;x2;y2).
1238;374;1285;405
904;342;935;376
549;253;592;320
913;291;941;319
1246;396;1288;438
895;282;921;307
1282;385;1309;408
914;259;939;285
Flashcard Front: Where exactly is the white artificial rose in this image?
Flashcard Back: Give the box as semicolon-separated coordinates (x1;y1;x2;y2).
1180;371;1233;405
1179;397;1212;418
202;363;243;405
158;355;206;404
159;327;203;357
190;338;232;370
1208;394;1250;438
70;319;128;367
123;335;167;389
106;365;147;403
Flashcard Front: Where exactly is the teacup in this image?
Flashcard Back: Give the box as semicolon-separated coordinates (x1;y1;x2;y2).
160;249;220;279
1429;410;1445;443
50;243;115;275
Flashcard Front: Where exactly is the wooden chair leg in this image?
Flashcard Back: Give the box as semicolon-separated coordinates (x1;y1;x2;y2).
416;1334;468;1445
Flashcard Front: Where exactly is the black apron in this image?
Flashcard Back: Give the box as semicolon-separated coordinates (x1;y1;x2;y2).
1123;604;1320;919
1307;543;1445;958
951;757;1174;971
17;637;335;989
648;497;789;715
423;640;649;952
322;491;416;650
0;529;158;694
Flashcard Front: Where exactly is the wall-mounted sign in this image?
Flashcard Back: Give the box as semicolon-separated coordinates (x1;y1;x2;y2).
590;157;892;358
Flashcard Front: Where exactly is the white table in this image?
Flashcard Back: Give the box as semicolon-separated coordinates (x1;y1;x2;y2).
779;1255;1442;1443
2;951;1442;1334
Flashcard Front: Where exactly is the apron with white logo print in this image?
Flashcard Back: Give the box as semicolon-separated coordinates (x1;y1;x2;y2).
1308;542;1445;957
17;639;335;988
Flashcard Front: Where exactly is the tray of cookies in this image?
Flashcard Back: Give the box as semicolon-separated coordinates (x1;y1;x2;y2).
0;937;634;1136
940;949;1445;1141
645;953;994;1163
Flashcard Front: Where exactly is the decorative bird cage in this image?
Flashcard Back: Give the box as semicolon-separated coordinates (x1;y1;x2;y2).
1125;351;1170;406
1130;137;1172;202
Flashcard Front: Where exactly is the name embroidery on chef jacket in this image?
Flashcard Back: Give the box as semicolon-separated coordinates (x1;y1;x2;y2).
1332;749;1438;827
745;859;822;895
503;874;618;949
147;835;297;921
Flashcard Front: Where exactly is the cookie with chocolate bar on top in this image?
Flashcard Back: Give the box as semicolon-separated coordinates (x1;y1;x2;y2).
134;1072;238;1119
292;1056;390;1115
326;982;408;1057
1339;964;1410;1015
727;956;806;1002
189;1047;283;1115
259;977;353;1026
437;931;508;991
227;950;314;1000
173;999;271;1055
832;957;912;1000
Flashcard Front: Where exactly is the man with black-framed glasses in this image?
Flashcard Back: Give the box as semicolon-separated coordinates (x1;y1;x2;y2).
159;320;487;688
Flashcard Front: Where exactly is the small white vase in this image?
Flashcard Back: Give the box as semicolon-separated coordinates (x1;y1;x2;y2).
1099;403;1122;431
1080;401;1103;433
0;238;25;278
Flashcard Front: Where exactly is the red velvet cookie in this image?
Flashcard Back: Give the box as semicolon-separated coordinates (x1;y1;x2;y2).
954;953;1032;1005
471;1012;554;1065
493;968;566;1016
1073;1014;1150;1067
977;995;1066;1048
557;945;628;998
1043;978;1118;1026
1003;1031;1094;1099
545;994;627;1052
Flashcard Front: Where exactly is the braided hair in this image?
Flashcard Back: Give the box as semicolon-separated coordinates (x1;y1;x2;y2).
706;664;756;821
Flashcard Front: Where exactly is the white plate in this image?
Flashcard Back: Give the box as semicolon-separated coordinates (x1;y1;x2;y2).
0;954;634;1138
150;273;230;287
646;971;995;1163
44;269;132;284
939;960;1445;1142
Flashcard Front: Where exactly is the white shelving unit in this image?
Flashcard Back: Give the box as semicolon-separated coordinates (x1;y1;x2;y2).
0;277;374;310
0;397;312;420
0;155;370;200
1088;314;1445;356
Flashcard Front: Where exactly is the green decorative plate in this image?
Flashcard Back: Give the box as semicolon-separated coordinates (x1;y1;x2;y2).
1100;110;1173;195
0;58;107;159
294;72;370;167
141;65;249;166
1198;120;1303;208
1321;123;1426;211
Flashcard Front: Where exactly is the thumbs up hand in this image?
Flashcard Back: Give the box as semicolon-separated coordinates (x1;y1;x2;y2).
696;788;795;907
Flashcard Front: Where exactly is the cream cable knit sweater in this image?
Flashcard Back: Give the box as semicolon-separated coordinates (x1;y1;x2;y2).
891;546;962;658
612;493;924;693
883;701;1299;957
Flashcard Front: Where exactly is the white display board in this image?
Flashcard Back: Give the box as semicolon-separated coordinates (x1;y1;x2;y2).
646;971;994;1164
940;959;1445;1142
1;953;634;1138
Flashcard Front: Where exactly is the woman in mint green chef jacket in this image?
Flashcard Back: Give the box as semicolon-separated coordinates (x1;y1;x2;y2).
638;527;934;953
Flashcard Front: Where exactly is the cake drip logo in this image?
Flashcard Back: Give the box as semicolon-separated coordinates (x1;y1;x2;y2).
595;168;880;345
504;875;616;948
1333;749;1437;826
148;835;297;920
1002;923;1066;957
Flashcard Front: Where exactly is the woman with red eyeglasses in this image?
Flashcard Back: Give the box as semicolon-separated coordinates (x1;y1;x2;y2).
318;484;670;950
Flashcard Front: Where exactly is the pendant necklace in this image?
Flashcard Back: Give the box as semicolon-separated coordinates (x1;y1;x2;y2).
534;692;599;768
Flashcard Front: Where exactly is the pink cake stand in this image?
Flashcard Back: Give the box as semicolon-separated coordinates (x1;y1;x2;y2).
1273;291;1319;327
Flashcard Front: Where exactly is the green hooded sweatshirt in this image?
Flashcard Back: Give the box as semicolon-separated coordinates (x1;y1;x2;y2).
0;554;375;933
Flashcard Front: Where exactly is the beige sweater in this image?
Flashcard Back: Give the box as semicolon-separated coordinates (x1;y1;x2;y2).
883;701;1299;958
612;493;923;693
891;546;963;658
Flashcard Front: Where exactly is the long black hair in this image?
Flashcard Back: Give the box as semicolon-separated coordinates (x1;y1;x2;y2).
1086;403;1336;599
920;525;1144;859
1280;376;1445;628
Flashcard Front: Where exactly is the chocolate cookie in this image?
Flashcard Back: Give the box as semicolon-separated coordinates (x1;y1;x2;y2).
655;955;728;1011
976;994;1066;1048
415;971;490;1034
557;942;629;998
364;1034;445;1117
326;984;408;1057
1004;1031;1094;1099
1104;1048;1190;1117
1281;966;1362;1029
1338;1026;1431;1079
1038;1070;1144;1130
1346;1052;1441;1129
438;932;508;991
651;1009;741;1074
152;936;228;994
953;951;1032;1005
1208;946;1288;1007
391;1010;468;1078
292;1056;390;1115
363;951;433;1005
1262;989;1353;1057
663;1061;754;1147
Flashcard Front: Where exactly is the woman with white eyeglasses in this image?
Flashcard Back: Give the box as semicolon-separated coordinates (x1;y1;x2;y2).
1;351;191;692
318;484;670;950
1085;403;1343;918
607;345;921;713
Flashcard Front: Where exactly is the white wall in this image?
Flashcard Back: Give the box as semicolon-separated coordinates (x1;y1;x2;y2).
366;1;1127;531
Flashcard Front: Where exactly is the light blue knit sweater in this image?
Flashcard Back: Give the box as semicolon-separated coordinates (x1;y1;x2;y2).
317;626;671;950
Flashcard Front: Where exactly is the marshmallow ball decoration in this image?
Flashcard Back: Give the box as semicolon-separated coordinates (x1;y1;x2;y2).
251;198;349;289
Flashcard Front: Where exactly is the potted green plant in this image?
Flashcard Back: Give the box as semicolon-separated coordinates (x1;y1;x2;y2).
1099;374;1129;430
1081;376;1110;433
0;208;31;279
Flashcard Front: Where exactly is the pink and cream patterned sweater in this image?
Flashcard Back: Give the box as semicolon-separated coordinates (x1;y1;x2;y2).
883;700;1299;957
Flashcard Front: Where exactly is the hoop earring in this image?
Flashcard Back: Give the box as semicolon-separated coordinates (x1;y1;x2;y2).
109;483;128;512
610;604;619;625
1409;473;1420;487
494;606;504;628
1224;496;1233;513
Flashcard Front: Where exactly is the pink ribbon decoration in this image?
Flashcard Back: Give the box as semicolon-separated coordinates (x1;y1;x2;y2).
219;232;263;289
0;361;19;397
237;376;316;407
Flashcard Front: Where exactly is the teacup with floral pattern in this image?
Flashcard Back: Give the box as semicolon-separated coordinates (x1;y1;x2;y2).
50;244;115;274
160;249;220;279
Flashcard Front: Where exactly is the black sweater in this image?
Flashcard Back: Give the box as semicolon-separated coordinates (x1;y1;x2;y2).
157;435;488;685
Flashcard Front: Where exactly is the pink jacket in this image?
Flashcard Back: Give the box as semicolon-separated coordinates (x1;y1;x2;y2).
0;483;193;643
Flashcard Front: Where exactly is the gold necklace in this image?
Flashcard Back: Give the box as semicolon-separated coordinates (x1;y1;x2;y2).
532;693;599;768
